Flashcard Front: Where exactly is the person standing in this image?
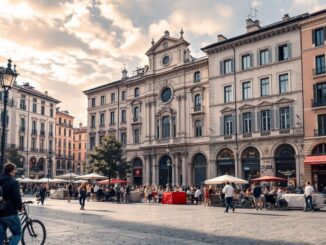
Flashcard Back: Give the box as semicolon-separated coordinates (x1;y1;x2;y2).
79;183;87;210
303;181;314;212
253;182;263;210
222;181;235;213
0;163;23;245
39;184;47;205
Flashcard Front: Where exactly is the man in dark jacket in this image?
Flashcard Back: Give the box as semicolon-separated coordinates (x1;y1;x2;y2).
0;162;23;245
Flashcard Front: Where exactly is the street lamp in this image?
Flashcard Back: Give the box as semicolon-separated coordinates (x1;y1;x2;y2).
166;158;171;190
48;151;52;186
0;59;18;173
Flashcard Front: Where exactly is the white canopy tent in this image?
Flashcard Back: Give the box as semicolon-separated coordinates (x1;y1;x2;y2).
16;177;36;183
57;173;80;179
204;175;248;185
79;173;107;180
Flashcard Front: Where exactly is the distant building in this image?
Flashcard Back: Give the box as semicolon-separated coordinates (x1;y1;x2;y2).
0;81;60;178
55;109;74;176
73;123;87;174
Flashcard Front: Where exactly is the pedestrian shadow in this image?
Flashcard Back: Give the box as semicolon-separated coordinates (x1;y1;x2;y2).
236;212;288;217
84;209;114;213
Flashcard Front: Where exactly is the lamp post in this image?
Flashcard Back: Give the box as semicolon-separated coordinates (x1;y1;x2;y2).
48;151;52;187
0;59;18;173
166;159;171;190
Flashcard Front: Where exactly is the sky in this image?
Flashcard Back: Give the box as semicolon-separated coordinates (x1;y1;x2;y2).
0;0;325;127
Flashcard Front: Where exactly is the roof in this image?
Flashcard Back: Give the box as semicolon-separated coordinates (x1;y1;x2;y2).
83;79;122;94
15;84;61;103
201;11;322;52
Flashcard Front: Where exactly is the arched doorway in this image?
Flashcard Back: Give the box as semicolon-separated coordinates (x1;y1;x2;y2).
310;144;326;191
133;158;143;186
242;147;260;180
159;155;172;186
193;153;207;186
216;149;235;176
275;144;296;186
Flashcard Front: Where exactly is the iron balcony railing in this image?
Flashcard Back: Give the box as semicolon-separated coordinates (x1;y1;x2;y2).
312;97;326;107
314;128;326;136
313;66;326;76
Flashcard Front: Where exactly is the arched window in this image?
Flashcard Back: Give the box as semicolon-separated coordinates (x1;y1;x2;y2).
133;107;139;121
275;144;296;182
242;147;260;180
193;153;207;186
134;87;140;97
194;71;201;82
195;120;202;137
162;116;170;138
216;148;235;176
194;94;202;111
312;144;326;155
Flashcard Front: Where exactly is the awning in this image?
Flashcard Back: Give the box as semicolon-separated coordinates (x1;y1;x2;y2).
304;155;326;165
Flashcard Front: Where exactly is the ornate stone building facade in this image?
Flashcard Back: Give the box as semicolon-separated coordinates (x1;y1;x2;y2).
73;123;87;174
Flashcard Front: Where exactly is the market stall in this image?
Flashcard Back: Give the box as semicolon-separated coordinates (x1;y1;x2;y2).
162;192;187;204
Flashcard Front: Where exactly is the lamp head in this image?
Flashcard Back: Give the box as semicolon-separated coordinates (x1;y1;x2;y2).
0;59;19;88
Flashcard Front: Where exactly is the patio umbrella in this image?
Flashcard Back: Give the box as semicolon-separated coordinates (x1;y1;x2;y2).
79;173;107;180
73;179;88;184
17;177;36;183
50;178;69;183
251;176;288;182
57;173;80;179
204;174;248;185
97;178;129;185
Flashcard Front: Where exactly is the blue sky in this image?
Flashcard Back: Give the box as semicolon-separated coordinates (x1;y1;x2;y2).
0;0;325;125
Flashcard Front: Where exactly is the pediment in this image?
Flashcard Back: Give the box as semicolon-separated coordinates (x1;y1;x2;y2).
257;101;273;107
98;129;106;135
190;85;205;92
156;106;177;116
146;35;189;56
220;107;235;113
238;104;255;110
275;98;294;104
130;99;142;106
108;128;116;132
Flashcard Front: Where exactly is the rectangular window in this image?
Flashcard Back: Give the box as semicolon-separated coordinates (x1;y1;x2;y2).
279;74;288;94
100;113;105;126
261;110;271;131
90;136;95;150
243;112;252;133
260;77;269;97
315;55;325;75
41;105;44;115
32;121;37;134
111;93;115;103
32;103;37;113
91;115;96;128
69;130;71;137
49;124;53;136
59;127;61;136
50;108;53;117
260;49;269;65
241;54;251;70
317;114;326;136
278;44;289;61
134;129;139;144
91;98;96;107
121;91;127;101
120;132;126;146
19;136;24;149
49;140;53;152
316;82;326;107
280;107;290;129
31;138;36;151
110;111;115;124
224;85;232;103
242;81;251;100
100;96;105;105
40;123;45;135
20;118;25;132
224;59;232;74
20;99;26;110
314;28;325;46
121;110;126;123
224;115;233;135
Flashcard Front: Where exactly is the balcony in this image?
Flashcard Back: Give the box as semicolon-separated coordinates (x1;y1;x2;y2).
313;66;326;76
243;132;252;138
40;131;45;136
279;128;290;134
20;104;26;110
194;105;202;112
131;117;141;125
19;127;25;133
314;128;326;137
312;97;326;108
31;129;37;136
260;131;271;136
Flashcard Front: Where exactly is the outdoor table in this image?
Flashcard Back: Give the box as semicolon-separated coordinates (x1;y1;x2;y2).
282;193;325;209
162;191;187;204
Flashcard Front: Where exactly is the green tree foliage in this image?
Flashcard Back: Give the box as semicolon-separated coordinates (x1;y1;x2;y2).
5;148;22;168
89;135;130;181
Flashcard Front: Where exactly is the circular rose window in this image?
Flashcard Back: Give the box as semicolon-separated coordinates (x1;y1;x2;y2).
162;55;170;65
161;87;172;103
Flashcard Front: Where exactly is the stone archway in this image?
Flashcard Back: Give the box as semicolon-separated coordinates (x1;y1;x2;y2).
275;144;296;186
216;148;235;176
242;147;260;180
192;153;207;186
159;155;172;186
132;158;143;186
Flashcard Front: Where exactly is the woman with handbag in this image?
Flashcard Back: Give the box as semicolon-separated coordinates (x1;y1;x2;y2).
79;183;87;210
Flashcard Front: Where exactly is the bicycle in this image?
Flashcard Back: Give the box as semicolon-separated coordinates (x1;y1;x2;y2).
4;201;46;245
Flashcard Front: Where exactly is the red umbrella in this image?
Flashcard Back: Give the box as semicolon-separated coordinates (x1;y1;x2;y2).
251;176;288;182
97;178;129;185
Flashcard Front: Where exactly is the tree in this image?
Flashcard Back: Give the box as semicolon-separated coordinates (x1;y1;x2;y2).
5;148;22;168
89;135;129;183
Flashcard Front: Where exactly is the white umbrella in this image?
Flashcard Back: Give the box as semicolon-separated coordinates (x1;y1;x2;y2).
57;173;80;179
73;179;88;184
50;178;69;183
204;174;248;185
79;173;107;180
17;177;36;183
36;178;51;183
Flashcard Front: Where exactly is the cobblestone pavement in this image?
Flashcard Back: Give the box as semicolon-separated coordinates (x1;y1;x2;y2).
22;196;326;245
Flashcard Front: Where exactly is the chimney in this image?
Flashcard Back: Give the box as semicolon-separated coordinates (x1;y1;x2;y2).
122;68;128;79
282;14;290;21
164;30;170;38
246;18;260;33
217;34;227;42
44;91;48;96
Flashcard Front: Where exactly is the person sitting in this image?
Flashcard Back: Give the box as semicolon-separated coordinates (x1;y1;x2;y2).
96;187;105;201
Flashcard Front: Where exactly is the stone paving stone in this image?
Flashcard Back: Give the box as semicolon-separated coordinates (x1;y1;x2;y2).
22;196;326;245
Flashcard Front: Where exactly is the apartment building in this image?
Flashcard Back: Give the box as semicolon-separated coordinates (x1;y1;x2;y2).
73;123;87;174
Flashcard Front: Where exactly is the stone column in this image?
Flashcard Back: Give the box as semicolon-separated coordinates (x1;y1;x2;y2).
151;101;156;141
209;159;216;179
174;154;180;186
172;158;176;186
182;153;187;186
147;102;151;141
152;154;157;185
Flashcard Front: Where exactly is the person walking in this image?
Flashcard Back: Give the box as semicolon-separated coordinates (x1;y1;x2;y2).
38;184;47;205
303;181;314;212
79;183;87;210
253;182;263;210
0;163;23;245
222;181;235;213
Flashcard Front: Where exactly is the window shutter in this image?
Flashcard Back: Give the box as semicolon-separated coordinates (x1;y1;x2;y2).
290;106;294;127
257;51;260;66
220;61;224;75
220;117;224;136
269;49;272;63
270;109;274;130
239;113;242;134
251;111;255;132
312;29;315;45
275;108;280;129
232;114;236;135
257;111;261;131
250;53;254;68
287;43;292;59
275;46;279;61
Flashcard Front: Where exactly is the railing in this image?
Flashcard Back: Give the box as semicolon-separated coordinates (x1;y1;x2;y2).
279;128;290;134
314;128;326;136
31;129;37;135
133;117;139;122
312;97;326;107
194;105;202;112
313;66;326;76
19;127;25;132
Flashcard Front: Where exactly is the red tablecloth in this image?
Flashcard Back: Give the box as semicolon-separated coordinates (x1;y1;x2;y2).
162;192;187;204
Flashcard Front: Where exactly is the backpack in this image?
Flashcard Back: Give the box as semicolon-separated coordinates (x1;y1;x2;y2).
0;181;11;211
